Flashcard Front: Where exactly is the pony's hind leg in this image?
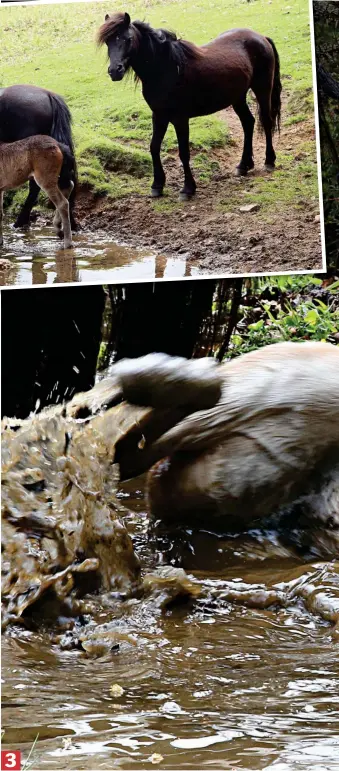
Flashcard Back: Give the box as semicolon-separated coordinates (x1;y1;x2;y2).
14;179;40;229
53;208;62;234
232;99;255;176
39;183;73;249
150;113;169;197
252;81;276;170
53;183;74;239
0;191;3;246
173;118;196;201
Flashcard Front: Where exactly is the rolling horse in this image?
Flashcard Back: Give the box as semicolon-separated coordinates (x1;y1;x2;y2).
0;84;78;230
98;12;282;200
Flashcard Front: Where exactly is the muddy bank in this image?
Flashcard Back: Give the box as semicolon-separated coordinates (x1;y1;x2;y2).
77;113;322;275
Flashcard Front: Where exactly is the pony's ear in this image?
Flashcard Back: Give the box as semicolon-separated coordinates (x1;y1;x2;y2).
123;12;131;28
156;30;166;43
105;13;110;20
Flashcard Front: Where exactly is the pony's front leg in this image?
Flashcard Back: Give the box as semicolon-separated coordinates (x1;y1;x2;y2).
150;114;169;197
0;191;3;246
174;118;196;201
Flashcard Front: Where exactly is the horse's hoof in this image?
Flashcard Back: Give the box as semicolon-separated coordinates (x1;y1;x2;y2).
265;164;275;172
151;188;163;198
63;243;74;250
13;220;29;230
236;167;248;177
179;191;195;202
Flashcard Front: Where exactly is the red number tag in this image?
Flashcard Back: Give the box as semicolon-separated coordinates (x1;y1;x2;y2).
1;751;21;771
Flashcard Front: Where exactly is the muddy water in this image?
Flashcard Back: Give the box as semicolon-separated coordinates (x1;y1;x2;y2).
2;476;339;771
0;224;198;286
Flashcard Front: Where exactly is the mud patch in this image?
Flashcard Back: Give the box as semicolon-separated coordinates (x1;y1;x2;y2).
78;111;322;276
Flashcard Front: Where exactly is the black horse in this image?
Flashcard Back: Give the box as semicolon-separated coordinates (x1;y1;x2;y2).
98;12;282;200
0;84;78;230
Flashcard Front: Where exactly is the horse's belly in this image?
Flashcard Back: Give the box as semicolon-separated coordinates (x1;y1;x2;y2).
0;166;32;192
185;91;231;117
147;440;339;529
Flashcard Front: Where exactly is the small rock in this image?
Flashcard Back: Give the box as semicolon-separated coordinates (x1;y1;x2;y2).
249;235;261;245
239;204;260;213
0;259;12;270
314;214;321;223
150;754;164;764
110;683;124;697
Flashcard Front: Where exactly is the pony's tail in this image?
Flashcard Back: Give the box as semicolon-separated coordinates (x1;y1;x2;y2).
58;142;77;193
49;92;78;228
266;37;282;133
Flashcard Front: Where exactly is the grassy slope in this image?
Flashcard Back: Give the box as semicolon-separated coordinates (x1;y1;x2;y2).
1;0;316;210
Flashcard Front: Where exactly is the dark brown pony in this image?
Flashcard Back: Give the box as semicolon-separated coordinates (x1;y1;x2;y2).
98;12;282;200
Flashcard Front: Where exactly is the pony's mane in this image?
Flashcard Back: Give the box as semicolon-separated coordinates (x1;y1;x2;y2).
97;12;132;45
98;13;201;73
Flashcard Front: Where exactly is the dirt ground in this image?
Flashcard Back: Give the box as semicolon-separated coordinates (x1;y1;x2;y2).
77;106;324;276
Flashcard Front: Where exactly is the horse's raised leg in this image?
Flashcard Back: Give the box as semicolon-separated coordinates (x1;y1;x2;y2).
173;118;196;201
232;99;255;176
14;179;40;229
0;191;4;246
253;84;276;170
150;113;169;197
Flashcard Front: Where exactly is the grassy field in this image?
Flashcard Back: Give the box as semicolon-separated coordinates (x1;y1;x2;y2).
1;0;316;209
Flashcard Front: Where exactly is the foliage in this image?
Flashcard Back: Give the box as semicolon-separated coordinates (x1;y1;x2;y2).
313;1;339;271
227;274;339;357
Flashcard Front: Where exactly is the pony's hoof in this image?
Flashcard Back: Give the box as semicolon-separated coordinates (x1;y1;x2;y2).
151;188;163;198
265;164;275;172
63;242;74;250
236;167;248;177
13;220;29;230
179;191;196;202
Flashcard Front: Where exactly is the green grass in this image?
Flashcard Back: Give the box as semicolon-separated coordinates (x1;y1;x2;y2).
0;0;317;212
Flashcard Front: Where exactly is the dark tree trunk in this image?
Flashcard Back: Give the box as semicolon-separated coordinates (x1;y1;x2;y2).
1;286;105;419
106;279;217;362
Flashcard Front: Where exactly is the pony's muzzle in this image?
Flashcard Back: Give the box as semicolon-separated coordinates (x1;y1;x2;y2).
108;64;125;81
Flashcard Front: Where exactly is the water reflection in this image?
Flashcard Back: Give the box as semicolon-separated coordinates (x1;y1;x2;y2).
0;224;199;286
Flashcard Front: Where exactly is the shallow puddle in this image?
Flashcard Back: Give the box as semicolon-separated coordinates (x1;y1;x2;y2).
0;224;199;286
2;478;339;771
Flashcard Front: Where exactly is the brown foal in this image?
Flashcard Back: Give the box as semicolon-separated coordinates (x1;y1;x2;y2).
0;135;74;249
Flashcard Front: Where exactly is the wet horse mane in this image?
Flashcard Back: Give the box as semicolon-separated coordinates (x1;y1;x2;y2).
97;12;202;77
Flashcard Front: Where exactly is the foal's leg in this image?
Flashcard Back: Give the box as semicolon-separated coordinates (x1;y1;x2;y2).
232;98;255;176
173;118;196;201
0;191;3;246
14;179;40;229
53;207;62;234
150;113;169;197
252;82;276;170
53;190;73;249
53;184;74;238
38;181;73;249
